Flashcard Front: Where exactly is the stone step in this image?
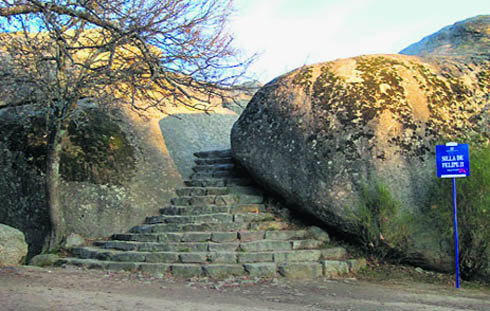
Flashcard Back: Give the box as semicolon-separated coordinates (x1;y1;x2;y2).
227;186;263;196
190;170;241;179
145;213;232;225
57;258;365;278
192;164;235;173
58;258;245;278
145;212;276;225
159;204;267;216
130;222;247;234
194;157;234;165
94;240;237;252
184;178;253;187
130;220;290;234
170;194;264;206
113;232;238;243
112;229;310;243
175;186;262;198
238;248;348;263
93;238;324;253
175;187;230;197
194;150;232;159
71;246;347;265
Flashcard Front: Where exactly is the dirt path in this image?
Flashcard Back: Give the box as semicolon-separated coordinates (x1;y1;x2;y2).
1;266;489;311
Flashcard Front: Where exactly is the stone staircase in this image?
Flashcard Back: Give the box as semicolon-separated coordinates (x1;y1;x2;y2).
58;149;365;279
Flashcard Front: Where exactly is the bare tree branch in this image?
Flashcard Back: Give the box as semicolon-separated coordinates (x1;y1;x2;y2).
0;0;257;249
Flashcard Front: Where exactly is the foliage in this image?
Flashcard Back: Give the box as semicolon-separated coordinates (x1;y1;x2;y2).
423;144;490;280
353;181;412;261
0;110;49;172
0;0;255;111
60;109;136;185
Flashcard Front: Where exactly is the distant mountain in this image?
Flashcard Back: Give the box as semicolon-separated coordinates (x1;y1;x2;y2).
400;15;489;58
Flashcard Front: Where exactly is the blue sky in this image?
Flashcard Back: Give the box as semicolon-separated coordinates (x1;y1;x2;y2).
230;0;490;83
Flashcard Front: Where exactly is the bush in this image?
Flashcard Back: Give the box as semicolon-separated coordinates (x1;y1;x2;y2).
354;182;411;260
424;145;490;280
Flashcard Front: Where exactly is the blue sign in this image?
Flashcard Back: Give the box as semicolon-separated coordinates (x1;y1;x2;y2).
436;143;470;178
435;142;470;289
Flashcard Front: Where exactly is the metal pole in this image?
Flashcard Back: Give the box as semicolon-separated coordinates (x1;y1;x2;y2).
452;177;460;289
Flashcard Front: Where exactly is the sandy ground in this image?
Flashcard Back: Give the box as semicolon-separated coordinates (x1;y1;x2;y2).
0;265;489;311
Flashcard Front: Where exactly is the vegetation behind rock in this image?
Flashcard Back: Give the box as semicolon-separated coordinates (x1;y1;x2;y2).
422;143;490;279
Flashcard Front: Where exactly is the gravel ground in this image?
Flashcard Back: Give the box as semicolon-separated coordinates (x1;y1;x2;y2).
0;265;489;311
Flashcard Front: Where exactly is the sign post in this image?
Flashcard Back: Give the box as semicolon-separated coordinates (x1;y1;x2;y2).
451;177;460;289
435;142;470;289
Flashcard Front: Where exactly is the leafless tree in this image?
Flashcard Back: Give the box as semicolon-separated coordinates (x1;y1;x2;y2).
0;0;255;249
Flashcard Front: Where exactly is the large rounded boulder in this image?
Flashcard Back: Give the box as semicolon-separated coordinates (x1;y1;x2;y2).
231;54;489;271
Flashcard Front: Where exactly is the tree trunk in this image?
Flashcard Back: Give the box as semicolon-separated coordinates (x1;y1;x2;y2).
44;118;68;251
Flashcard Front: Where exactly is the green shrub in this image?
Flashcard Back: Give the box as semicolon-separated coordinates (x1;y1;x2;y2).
354;182;411;260
424;145;490;280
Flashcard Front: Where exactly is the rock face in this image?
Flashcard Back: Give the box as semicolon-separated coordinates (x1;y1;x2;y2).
0;224;28;266
400;15;489;58
231;54;489;271
159;107;241;178
0;104;241;260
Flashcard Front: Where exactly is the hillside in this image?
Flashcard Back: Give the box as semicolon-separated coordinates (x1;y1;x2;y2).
400;15;490;58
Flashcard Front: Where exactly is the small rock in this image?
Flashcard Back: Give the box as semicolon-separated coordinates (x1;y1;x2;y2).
62;233;86;249
29;254;60;267
309;226;330;242
152;273;164;279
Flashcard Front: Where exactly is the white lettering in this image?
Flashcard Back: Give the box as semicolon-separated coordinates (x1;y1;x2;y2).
442;162;465;168
442;155;458;161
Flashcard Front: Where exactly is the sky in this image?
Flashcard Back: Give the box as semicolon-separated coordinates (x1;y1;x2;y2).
230;0;490;83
